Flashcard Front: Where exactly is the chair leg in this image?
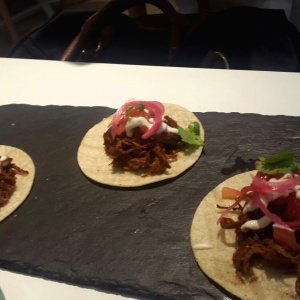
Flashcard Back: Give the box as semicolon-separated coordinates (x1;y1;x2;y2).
0;0;19;43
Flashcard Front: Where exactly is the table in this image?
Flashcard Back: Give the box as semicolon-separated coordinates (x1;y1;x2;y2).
0;57;300;300
1;58;300;115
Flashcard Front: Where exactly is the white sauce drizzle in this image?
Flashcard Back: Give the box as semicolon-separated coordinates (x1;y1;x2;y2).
125;116;178;138
295;185;300;199
243;200;258;214
0;156;8;171
241;215;272;231
268;173;292;183
0;156;7;162
192;243;213;250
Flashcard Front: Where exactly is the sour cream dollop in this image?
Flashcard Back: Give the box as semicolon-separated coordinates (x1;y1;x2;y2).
125;117;178;138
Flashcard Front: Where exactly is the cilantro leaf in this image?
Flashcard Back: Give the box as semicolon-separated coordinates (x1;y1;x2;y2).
255;150;300;174
125;104;145;116
188;122;200;136
138;104;145;111
178;121;204;146
125;106;134;115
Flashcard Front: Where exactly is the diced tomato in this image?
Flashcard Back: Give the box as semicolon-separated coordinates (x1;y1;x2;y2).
270;196;288;206
283;193;300;221
126;105;149;119
221;187;241;200
273;224;299;250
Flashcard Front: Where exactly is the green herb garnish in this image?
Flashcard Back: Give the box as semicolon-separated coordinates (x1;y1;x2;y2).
178;121;204;146
255;150;300;174
125;104;145;115
138;104;145;111
125;106;134;115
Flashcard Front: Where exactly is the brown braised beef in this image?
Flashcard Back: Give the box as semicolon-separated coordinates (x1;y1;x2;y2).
103;116;185;176
220;204;300;295
0;156;28;206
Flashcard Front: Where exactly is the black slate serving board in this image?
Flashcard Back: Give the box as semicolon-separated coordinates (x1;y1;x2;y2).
0;104;300;300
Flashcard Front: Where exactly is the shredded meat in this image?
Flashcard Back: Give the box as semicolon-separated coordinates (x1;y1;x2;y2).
164;115;178;128
0;156;28;206
220;205;300;295
103;116;185;176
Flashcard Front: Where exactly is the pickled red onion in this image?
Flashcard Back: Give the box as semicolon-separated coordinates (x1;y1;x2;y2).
109;100;164;139
285;219;300;227
217;185;252;224
217;172;300;228
141;102;164;139
109;100;142;139
251;172;300;195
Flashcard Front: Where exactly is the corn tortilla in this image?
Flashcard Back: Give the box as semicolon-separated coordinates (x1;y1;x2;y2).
0;145;35;222
77;103;204;187
190;171;298;300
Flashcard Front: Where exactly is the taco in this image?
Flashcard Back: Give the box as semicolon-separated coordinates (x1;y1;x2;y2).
78;100;204;187
191;151;300;300
0;145;35;222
